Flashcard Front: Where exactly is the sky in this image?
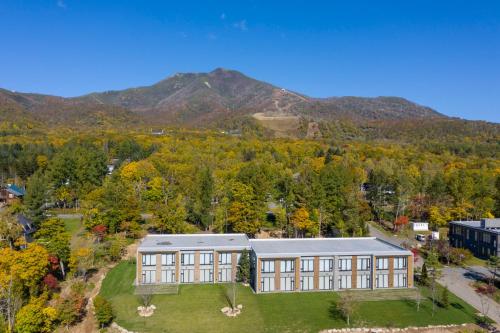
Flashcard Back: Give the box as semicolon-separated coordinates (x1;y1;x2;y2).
0;1;499;122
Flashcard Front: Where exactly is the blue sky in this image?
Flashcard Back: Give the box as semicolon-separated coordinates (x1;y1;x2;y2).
0;1;499;122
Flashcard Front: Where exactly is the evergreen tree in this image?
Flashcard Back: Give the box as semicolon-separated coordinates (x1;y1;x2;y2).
237;249;250;284
93;295;114;328
441;286;450;308
420;263;429;286
24;170;49;224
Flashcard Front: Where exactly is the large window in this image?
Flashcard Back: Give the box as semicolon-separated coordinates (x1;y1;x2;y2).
357;275;371;289
357;257;371;271
161;253;175;266
181;253;195;266
142;254;156;267
142;270;155;284
394;257;407;270
339;275;352;289
200;268;213;282
280;277;295;291
394;273;407;288
301;258;314;272
376;257;389;270
218;268;232;282
261;277;275;292
180;269;194;283
339;258;352;271
376;274;388;288
319;276;333;290
301;276;314;291
200;252;213;265
161;269;175;283
261;260;275;273
219;252;232;265
319;258;334;272
281;259;295;273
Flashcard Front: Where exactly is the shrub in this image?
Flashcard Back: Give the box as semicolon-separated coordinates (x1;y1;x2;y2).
93;295;114;328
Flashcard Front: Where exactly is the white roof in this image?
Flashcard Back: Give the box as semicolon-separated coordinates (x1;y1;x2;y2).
138;234;251;252
249;237;411;258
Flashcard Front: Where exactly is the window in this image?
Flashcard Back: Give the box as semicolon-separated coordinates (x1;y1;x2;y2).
180;269;194;283
236;252;242;266
281;259;295;273
483;233;491;243
280;277;295;291
357;257;371;271
218;268;232;282
394;257;407;270
219;252;232;265
200;252;213;265
301;276;314;291
261;260;275;273
181;253;195;266
319;258;334;272
301;258;314;272
161;253;175;266
161;269;175;283
339;275;352;289
319;276;333;290
200;268;213;282
142;254;156;267
357;275;371;289
376;274;388;288
339;258;352;271
260;277;275;292
394;273;407;288
142;270;155;284
376;257;389;270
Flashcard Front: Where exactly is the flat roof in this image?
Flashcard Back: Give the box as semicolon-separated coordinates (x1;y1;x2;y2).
450;220;500;234
138;234;251;252
249;237;412;258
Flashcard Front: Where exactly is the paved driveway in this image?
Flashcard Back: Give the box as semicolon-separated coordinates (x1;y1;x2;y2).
439;266;500;323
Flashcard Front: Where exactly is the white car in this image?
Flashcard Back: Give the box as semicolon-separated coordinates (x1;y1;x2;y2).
415;234;426;242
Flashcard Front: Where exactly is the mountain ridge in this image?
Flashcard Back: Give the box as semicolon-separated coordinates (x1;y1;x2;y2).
1;68;492;133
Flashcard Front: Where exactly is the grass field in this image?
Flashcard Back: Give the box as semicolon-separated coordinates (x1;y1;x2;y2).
100;261;481;333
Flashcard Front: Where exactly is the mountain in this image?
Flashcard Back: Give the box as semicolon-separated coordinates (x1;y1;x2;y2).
0;88;139;129
76;68;443;125
2;68;496;142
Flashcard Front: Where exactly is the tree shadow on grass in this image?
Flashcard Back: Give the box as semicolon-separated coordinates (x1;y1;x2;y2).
328;300;343;321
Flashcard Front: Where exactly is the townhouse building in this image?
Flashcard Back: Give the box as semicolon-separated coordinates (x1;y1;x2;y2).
136;234;413;293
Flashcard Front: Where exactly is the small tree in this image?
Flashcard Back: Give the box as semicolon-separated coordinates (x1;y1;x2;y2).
237;249;250;284
425;251;442;316
415;287;422;312
93;295;114;329
475;285;494;322
441;286;450;308
337;292;357;326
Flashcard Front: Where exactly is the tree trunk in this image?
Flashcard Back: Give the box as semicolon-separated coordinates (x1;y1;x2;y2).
60;260;66;278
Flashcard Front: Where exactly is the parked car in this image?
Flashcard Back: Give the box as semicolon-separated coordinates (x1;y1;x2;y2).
416;234;426;242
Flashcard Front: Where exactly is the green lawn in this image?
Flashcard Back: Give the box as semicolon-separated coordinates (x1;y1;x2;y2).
100;261;481;333
63;217;82;236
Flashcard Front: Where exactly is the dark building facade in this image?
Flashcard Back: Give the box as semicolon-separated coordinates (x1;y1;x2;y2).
449;219;500;259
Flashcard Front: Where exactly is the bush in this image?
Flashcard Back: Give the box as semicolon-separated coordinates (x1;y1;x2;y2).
93;295;114;328
449;248;472;265
56;292;86;328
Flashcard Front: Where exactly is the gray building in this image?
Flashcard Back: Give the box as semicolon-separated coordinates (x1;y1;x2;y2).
136;234;413;293
449;218;500;259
